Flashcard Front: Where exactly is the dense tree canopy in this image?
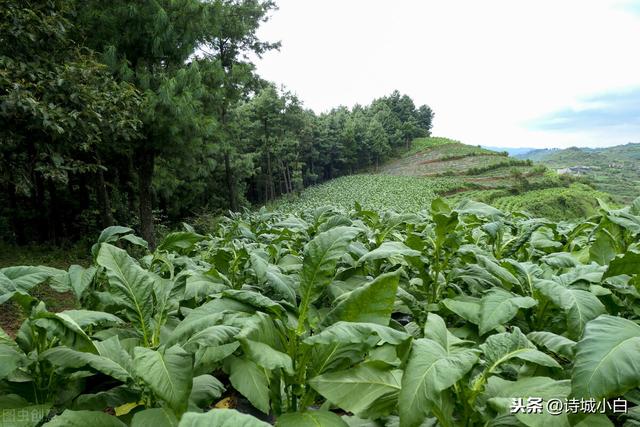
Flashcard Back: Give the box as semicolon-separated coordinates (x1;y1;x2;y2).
0;0;434;245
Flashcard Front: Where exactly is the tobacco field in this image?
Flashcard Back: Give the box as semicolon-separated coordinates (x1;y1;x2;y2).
1;198;640;426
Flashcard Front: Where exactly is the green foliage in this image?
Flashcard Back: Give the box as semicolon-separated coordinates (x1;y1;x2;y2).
1;196;639;425
403;136;462;157
490;184;611;220
273;174;464;213
0;0;142;244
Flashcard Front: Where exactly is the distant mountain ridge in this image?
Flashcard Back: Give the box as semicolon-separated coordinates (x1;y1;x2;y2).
515;142;640;161
481;146;538;156
515;142;640;203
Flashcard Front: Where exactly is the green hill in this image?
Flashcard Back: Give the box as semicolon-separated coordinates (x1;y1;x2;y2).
517;143;640;203
273;137;611;219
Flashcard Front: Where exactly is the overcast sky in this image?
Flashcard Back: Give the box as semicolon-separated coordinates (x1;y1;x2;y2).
254;0;640;148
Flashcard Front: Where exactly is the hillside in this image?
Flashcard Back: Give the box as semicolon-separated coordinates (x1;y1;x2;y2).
481;146;537;156
517;143;640;203
274;137;611;219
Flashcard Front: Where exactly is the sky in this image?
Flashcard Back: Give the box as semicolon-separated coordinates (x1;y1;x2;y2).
254;0;640;148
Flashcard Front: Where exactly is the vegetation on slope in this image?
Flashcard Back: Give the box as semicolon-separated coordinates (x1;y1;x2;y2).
272;174;465;213
277;137;605;220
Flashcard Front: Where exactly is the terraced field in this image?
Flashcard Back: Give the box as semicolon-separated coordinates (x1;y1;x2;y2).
274;137;612;219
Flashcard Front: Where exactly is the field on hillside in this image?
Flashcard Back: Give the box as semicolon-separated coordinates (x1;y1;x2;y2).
1;198;639;426
273;174;465;213
518;143;640;204
277;137;610;220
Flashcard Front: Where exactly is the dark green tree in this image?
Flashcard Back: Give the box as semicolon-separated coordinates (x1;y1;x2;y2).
0;0;142;243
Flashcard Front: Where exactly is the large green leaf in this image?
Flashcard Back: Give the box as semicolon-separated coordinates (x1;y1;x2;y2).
399;338;479;427
97;243;155;343
325;270;400;326
94;336;135;377
194;342;240;376
423;312;466;350
178;409;271;427
480;328;561;374
250;253;296;304
485;376;571;427
0;266;63;289
475;255;519;288
534;279;606;339
32;311;97;353
304;322;411;347
189;374;225;408
131;408;178;427
527;331;575;359
455;199;503;218
478;289;536;335
309;341;369;377
226;356;270;414
41;346;132;383
182;324;240;353
298;226;360;328
357;242;420;264
441;296;480;325
0;343;25;380
572;315;640;398
184;272;227;301
133;345;193;416
277;411;349;427
163;312;226;348
68;265;97;299
540;252;578;269
0;266;62;304
222;289;284;316
310;362;402;419
589;230;617;266
603;249;640;278
43;410;126;427
157;231;205;253
58;309;123;329
241;339;293;374
51;265;97;299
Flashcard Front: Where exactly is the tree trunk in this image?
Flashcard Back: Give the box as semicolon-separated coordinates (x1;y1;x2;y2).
264;118;274;201
96;163;114;229
288;165;294;193
125;157;137;224
7;184;25;245
33;172;47;242
47;180;61;244
266;149;274;200
137;147;156;249
280;163;288;194
224;151;238;211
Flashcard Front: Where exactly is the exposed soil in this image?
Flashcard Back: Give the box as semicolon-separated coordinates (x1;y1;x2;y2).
418;154;473;165
0;283;77;337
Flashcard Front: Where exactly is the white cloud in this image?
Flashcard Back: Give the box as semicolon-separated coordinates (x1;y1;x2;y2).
254;0;640;148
